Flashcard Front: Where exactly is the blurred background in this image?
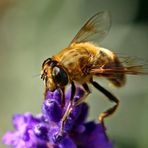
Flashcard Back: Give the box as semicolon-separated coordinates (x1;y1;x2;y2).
0;0;148;147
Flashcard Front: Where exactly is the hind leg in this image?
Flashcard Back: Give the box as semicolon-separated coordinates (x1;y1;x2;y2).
91;80;119;126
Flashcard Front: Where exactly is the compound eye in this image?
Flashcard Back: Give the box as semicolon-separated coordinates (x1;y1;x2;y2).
52;66;68;86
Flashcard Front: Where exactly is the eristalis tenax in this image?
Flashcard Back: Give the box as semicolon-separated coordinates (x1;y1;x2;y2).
41;11;148;136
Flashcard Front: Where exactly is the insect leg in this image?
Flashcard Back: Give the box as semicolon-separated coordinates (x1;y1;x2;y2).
90;80;119;126
73;83;90;107
59;81;76;136
43;77;48;99
43;86;48;99
61;87;66;107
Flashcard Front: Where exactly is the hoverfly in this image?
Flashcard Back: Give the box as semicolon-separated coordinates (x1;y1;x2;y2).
41;11;147;136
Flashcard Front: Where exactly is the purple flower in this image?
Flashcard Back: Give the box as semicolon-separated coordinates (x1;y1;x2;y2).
2;87;113;148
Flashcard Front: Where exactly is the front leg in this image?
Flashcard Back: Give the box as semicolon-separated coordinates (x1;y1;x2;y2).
43;85;48;99
59;81;76;136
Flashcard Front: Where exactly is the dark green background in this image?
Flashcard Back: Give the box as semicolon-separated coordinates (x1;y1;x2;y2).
0;0;148;147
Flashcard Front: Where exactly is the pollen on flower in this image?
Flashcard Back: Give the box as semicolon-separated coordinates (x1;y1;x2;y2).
2;87;113;148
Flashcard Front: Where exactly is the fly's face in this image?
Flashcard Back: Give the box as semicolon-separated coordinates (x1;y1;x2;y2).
41;58;69;91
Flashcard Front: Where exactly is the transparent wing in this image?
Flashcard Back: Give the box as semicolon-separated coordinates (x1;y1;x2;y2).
69;11;111;46
90;56;148;75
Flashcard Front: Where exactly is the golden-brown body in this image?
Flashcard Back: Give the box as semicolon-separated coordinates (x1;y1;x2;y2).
53;42;125;87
